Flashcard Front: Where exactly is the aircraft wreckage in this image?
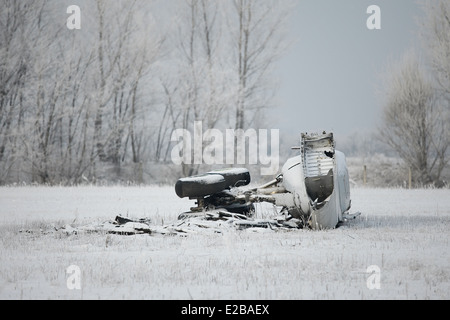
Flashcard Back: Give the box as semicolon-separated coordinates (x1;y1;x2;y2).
174;131;361;231
65;132;360;235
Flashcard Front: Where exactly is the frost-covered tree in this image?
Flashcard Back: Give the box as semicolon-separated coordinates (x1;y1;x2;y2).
377;1;450;187
0;0;164;184
94;1;162;175
0;0;61;183
229;0;292;130
421;0;450;98
421;0;450;184
160;0;293;177
0;0;293;184
379;52;448;186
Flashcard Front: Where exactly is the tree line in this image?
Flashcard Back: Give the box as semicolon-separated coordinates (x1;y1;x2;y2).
1;0;448;187
0;0;292;184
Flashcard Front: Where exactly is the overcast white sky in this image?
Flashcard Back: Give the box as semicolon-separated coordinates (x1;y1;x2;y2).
271;0;425;143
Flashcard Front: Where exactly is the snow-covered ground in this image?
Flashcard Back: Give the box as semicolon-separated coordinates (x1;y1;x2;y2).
0;185;449;299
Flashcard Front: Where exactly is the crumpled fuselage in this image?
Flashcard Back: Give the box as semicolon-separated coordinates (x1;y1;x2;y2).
271;133;351;229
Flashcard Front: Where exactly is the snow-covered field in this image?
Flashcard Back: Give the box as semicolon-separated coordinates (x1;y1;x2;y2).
0;185;449;300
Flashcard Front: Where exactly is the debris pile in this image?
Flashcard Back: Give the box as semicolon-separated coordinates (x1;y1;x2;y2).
66;211;303;236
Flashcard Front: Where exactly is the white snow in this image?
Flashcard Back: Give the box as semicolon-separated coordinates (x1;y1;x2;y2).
0;185;449;300
178;174;225;185
208;168;249;175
